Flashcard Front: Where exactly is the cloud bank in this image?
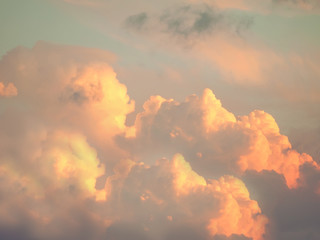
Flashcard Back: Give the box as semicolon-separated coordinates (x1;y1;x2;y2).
0;42;320;240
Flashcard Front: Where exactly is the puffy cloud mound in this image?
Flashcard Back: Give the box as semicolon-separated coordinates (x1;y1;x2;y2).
0;41;134;165
101;154;267;240
44;131;107;200
0;130;106;240
122;88;318;188
0;41;135;239
237;110;317;188
0;41;319;240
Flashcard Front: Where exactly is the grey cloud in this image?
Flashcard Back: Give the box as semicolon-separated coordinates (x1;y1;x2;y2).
159;5;223;37
105;222;151;240
290;127;320;163
243;170;288;215
164;224;209;240
273;188;320;240
243;166;320;240
213;234;252;240
124;4;253;38
125;12;148;30
0;226;37;240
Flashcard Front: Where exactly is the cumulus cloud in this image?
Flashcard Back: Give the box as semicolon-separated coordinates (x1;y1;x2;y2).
0;129;108;240
0;41;134;166
121;88;319;188
99;154;267;240
0;42;132;239
1;41;320;240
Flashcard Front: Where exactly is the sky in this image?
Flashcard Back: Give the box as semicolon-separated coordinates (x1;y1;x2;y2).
0;0;320;240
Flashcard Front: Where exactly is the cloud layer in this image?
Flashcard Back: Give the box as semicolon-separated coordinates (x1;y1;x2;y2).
0;42;320;240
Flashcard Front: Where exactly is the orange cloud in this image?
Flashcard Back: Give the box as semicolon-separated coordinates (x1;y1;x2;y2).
237;110;317;188
167;154;267;240
101;153;268;240
0;42;134;168
172;154;268;240
1;41;319;240
124;88;319;189
171;154;207;195
207;176;268;240
196;36;283;85
0;82;17;97
201;88;236;132
45;131;106;200
0;130;106;201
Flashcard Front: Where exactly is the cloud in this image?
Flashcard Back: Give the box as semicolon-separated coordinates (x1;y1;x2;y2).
121;88;319;188
101;154;267;240
290;127;320;163
0;82;17;97
243;165;320;240
124;3;253;39
194;36;281;84
125;12;149;30
0;41;134;166
121;2;320;87
55;0;320;90
1;41;320;240
0;42;133;240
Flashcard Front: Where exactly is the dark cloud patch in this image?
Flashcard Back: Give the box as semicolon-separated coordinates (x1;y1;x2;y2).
164;224;209;240
213;234;252;240
290;127;320;163
273;188;320;240
0;226;37;240
159;5;223;37
300;163;320;190
124;4;253;39
125;12;148;30
243;170;288;215
105;222;151;240
243;165;320;240
63;82;104;105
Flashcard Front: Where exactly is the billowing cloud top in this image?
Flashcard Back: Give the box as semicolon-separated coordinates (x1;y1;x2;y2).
0;42;319;240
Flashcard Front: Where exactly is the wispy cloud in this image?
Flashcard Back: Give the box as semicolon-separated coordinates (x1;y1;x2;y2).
124;4;253;38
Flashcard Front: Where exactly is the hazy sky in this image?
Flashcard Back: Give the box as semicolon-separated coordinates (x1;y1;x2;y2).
1;0;320;240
